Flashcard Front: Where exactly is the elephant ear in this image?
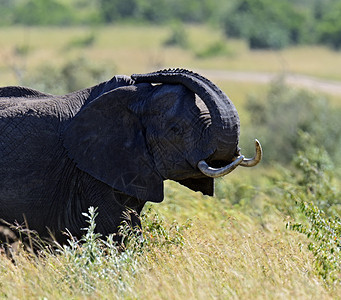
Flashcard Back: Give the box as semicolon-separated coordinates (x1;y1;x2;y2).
63;85;164;203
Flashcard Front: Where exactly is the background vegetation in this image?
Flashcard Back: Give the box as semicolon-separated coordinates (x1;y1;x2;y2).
1;0;341;49
0;1;340;298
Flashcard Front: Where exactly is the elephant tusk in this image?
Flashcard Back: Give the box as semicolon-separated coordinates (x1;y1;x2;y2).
239;139;263;167
197;155;245;178
197;139;262;178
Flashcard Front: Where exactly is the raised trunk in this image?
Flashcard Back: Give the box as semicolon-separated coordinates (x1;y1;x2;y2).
132;69;240;161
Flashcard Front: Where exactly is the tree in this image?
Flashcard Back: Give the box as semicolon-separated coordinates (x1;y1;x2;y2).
0;0;16;25
222;0;307;49
99;0;138;23
13;0;74;25
317;1;341;49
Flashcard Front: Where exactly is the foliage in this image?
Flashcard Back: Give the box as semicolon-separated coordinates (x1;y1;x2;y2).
243;79;341;165
1;0;341;50
22;57;115;94
56;206;191;294
317;0;341;49
288;202;341;283
98;0;225;24
58;207;141;294
222;0;308;49
13;0;75;26
0;0;16;25
64;32;96;50
54;207;138;293
141;207;192;248
292;133;338;214
99;0;138;23
195;40;233;59
281;133;341;283
163;23;189;49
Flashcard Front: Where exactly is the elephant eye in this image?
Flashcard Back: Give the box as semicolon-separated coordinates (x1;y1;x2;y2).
170;124;183;135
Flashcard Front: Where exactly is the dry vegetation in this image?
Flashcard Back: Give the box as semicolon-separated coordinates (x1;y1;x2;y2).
0;218;335;299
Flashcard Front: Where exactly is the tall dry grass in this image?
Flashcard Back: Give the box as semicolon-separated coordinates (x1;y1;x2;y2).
0;207;339;299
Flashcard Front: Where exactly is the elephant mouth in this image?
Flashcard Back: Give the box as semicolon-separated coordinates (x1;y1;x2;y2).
197;139;262;178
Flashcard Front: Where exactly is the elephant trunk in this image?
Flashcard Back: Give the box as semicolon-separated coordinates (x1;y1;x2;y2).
131;69;262;177
132;68;239;138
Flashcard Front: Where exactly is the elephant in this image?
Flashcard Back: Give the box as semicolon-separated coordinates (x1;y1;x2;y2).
0;68;262;243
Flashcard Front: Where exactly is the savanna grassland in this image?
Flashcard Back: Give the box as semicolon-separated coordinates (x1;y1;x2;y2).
0;25;340;299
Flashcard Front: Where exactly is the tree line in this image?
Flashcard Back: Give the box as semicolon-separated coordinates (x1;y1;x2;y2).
1;0;341;49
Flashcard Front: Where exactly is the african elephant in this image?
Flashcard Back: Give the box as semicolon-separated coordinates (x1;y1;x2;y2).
0;69;261;243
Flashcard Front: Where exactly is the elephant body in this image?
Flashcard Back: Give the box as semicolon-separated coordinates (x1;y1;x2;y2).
0;69;260;243
0;78;145;241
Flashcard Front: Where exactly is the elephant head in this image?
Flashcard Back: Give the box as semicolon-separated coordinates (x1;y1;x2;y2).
63;69;262;203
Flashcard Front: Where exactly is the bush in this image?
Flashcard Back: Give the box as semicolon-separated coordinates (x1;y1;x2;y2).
163;23;189;49
222;0;307;49
59;207;140;293
242;79;341;166
64;32;96;50
99;0;138;23
57;206;191;293
279;132;340;214
317;1;341;49
13;0;74;26
248;25;291;50
288;202;341;284
195;40;233;58
281;134;341;283
22;57;115;94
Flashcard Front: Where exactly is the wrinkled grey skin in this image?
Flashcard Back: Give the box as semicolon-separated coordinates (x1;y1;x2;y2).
0;69;240;243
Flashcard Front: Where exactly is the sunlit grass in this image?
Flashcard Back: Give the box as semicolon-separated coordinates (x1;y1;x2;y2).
0;185;339;299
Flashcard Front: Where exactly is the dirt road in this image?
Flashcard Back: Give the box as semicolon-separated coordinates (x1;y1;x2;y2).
198;69;341;96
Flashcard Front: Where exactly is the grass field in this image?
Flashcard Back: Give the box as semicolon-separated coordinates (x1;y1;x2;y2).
0;25;340;299
2;25;341;81
1;174;340;299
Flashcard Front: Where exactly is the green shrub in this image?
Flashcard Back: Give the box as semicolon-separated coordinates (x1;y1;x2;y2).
195;40;233;58
13;0;74;26
317;1;341;49
282;134;341;283
64;32;96;50
57;206;191;294
287;202;341;284
292;133;338;213
248;25;290;50
278;132;340;214
163;23;189;49
22;57;115;94
242;79;341;166
222;0;307;49
99;0;138;23
140;207;192;249
59;207;139;293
